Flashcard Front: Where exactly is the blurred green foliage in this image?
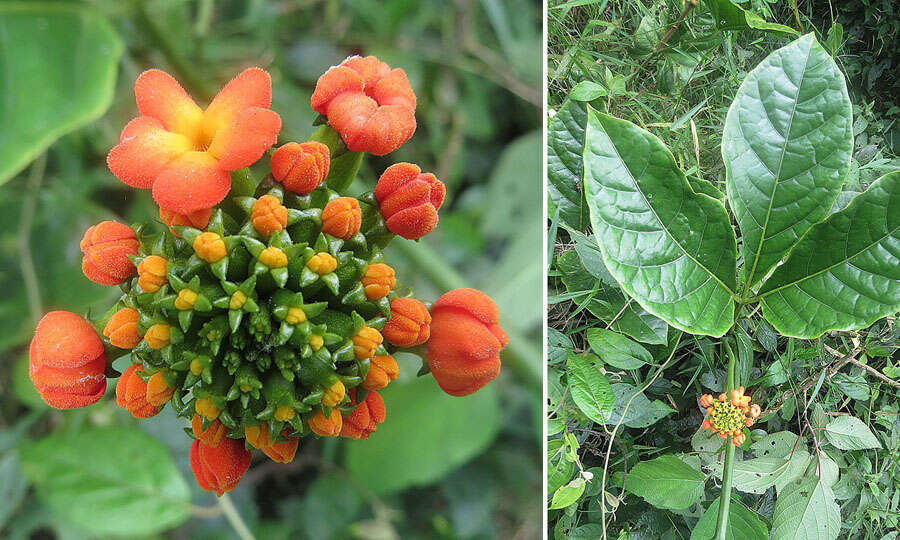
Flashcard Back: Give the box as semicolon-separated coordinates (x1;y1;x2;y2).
0;1;541;538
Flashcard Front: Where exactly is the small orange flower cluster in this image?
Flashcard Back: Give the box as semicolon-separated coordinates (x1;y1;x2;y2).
699;387;761;446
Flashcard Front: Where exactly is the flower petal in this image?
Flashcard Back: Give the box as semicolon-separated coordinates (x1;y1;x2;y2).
152;152;231;214
107;116;192;188
207;107;281;171
203;68;273;142
134;69;203;140
310;65;365;115
371;68;416;109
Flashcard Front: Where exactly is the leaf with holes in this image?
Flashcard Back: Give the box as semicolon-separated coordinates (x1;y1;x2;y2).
729;449;811;494
771;477;841;540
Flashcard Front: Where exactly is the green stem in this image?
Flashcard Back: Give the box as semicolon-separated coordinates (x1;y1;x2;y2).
217;493;256;540
715;339;738;540
391;240;542;391
19;154;46;326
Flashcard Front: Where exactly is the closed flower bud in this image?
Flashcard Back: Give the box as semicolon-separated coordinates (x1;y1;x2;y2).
137;255;168;292
699;394;713;408
144;324;171;349
80;221;139;285
270;141;330;194
732;433;746;446
103;307;142;349
427;288;507;396
375;163;445;239
352;326;383;359
306;252;337;275
190;438;251;496
749;404;761;418
251;195;288;236
362;355;399;390
175;289;199;310
322;380;346;407
244;422;273;449
29;311;107;409
360;263;395;300
701;419;711;430
196;397;221;420
116;364;160;418
146;371;174;406
259;247;288;268
192;414;227;447
309;408;342;437
383;298;430;348
321;197;361;239
274;406;295;422
159;207;212;236
194;232;227;263
262;429;299;463
341;390;386;440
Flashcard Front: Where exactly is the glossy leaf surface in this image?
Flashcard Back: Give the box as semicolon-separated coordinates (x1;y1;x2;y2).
548;100;590;230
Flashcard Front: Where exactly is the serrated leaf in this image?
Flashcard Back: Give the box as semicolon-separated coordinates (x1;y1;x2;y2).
823;415;881;450
606;383;673;428
548;100;590;230
724;34;853;288
625;454;705;510
758;171;900;338
690;496;768;540
771;477;840;540
730;449;811;494
583;109;737;337
586;328;651;369
566;352;613;424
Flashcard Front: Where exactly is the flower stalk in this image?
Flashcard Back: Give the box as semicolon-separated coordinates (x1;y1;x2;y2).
715;339;738;540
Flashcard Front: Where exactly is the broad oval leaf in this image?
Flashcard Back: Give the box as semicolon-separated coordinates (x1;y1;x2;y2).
625;454;705;510
566;352;614;424
548;100;590;230
18;427;190;536
771;478;840;540
0;3;123;185
549;477;586;510
690;496;769;540
584;109;737;336
724;34;853;289
707;0;799;35
606;382;673;428
823;415;881;450
729;449;811;494
586;328;651;369
759;171;900;338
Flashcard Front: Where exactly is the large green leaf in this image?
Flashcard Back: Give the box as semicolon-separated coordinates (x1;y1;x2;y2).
606;383;673;428
344;376;499;494
586;328;651;369
548;100;590;230
690;496;768;540
823;415;881;450
0;3;122;185
625;454;705;510
771;477;841;540
706;0;799;35
18;427;190;536
584;109;737;336
566;352;613;424
758;171;900;338
724;34;853;289
729;449;811;494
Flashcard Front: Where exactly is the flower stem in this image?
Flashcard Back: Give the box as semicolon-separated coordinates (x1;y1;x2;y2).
19;154;46;326
217;493;256;540
715;339;738;540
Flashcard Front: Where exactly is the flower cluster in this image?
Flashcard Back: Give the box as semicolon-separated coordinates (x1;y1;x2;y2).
29;60;507;497
699;387;761;446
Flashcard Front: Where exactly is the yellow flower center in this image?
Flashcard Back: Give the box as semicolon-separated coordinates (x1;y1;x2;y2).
230;290;247;310
193;232;227;263
174;289;198;310
195;398;220;420
285;307;307;325
145;324;171;349
306;252;337;275
259;247;288;268
274;406;295;422
309;334;324;351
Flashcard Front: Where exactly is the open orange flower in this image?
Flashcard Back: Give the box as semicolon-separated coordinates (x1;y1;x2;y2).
311;56;416;155
108;68;282;214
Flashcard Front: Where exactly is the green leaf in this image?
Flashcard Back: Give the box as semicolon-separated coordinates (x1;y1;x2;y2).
569;81;607;101
625;454;705;510
0;3;122;185
586;328;652;369
18;427;190;536
0;451;28;530
723;34;853;289
771;477;841;540
758;171;900;338
344;376;499;494
566;352;613;423
583;109;737;336
606;383;673;428
690;496;769;540
548;100;590;230
729;449;811;494
549;477;586;510
706;0;799;35
823;415;881;450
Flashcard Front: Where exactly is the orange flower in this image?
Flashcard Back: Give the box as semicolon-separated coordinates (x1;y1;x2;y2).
699;394;713;408
192;414;227;447
194;232;227;263
137;255;168;293
321;197;361;239
749;404;761;418
360;263;395;300
103;307;142;349
115;364;160;418
189;438;251;496
245;422;273;449
29;311;107;409
382;298;431;347
262;429;299;463
341;390;386;440
321;380;346;407
352;326;383;359
144;324;171;349
732;433;746;446
146;371;174;406
251;195;288;236
107;68;282;214
80;221;139;285
700;387;759;444
270;141;330;194
362;354;399;390
159;207;212;236
375;163;445;239
309;408;342;437
311;55;416;155
427;288;507;396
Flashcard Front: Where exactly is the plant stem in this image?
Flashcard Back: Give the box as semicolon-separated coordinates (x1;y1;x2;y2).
715;340;738;540
19;154;47;326
217;493;256;540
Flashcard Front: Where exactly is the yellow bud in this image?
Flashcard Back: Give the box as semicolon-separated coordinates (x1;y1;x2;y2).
306;252;337;275
190;357;203;375
352;326;383;359
322;380;346;407
193;232;227;263
174;289;198;310
274;406;295;422
239;384;253;393
195;398;220;420
259;247;288;268
144;324;171;349
309;334;324;351
230;290;247;310
285;306;307;325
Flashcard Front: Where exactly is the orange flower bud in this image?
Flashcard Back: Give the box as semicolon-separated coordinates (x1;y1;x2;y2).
259;247;288;268
190;438;251;496
719;393;727;402
306;252;337;274
308;408;342;437
341;390;386;440
251;195;288;236
719;431;728;439
270;141;330;194
744;418;755;427
193;232;227;263
352;326;383;359
375;163;445;239
701;419;711;430
159;207;212;236
80;221;139;285
321;197;361;239
144;324;171;349
322;380;346;407
699;394;713;408
362;354;399;390
192;414;227;447
382;298;431;348
103;307;142;349
262;429;299;463
29;311;107;409
146;371;174;406
137;255;168;293
244;422;273;449
196;397;221;420
116;364;160;418
732;433;746;446
749;404;761;418
427;288;507;397
175;289;199;310
360;263;395;300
